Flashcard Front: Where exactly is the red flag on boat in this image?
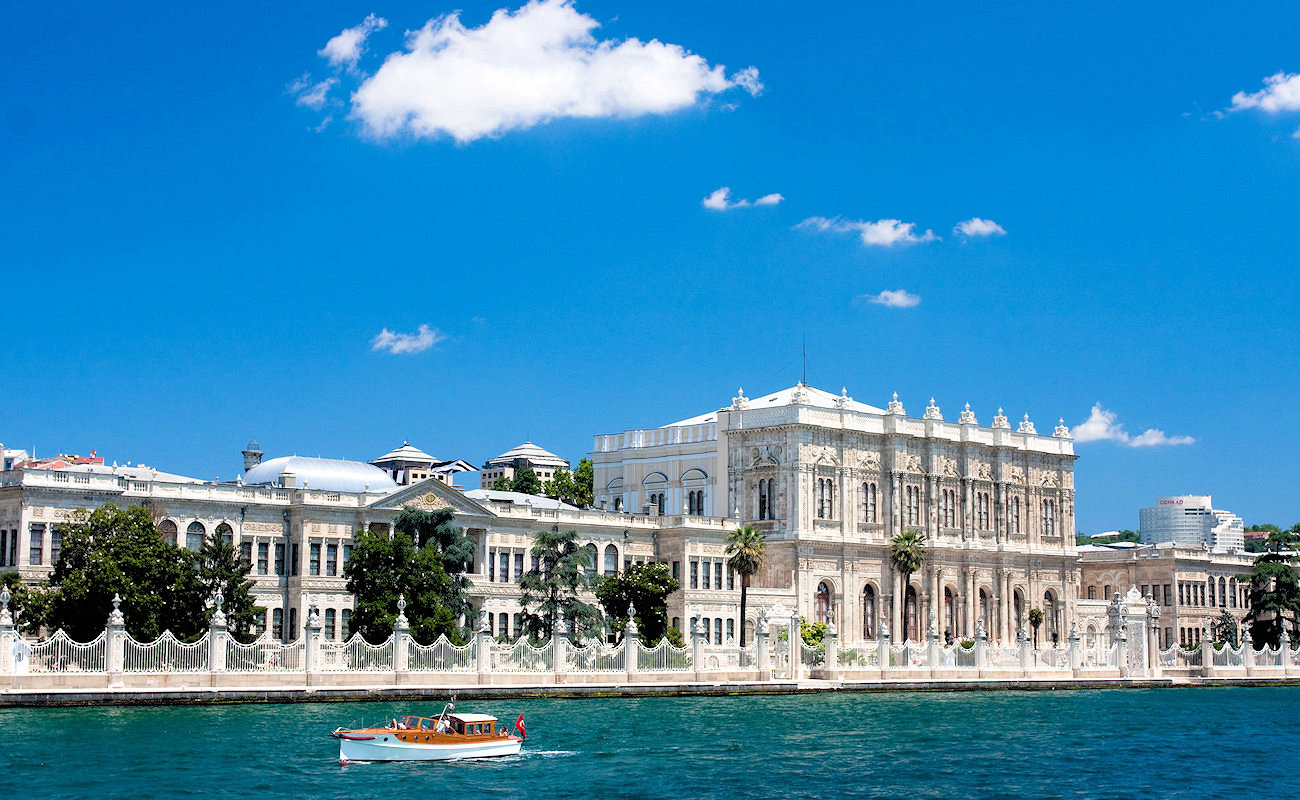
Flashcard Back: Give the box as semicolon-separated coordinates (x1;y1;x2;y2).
515;714;526;740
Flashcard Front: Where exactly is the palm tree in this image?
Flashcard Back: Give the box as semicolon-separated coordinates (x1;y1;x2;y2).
1028;607;1044;648
888;529;927;640
725;524;768;647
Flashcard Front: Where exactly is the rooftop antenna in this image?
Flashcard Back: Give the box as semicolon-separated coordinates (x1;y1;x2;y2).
801;334;806;385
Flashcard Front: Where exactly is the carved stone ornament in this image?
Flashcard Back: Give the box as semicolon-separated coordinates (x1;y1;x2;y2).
887;392;905;416
860;452;882;471
1007;466;1025;485
1040;472;1058;488
790;382;809;405
835;387;852;409
1017;414;1037;435
941;457;959;478
977;463;993;481
732;387;749;410
923;398;943;420
1053;418;1071;438
904;455;923;474
406;491;451;511
992;408;1011;430
959;403;977;425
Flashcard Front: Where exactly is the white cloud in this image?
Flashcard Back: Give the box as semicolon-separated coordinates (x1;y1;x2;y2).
1072;403;1195;447
702;187;784;211
288;74;337;109
1230;71;1300;112
862;289;921;309
954;217;1006;237
347;0;760;142
1293;126;1300;139
797;216;937;247
371;324;447;354
320;13;389;71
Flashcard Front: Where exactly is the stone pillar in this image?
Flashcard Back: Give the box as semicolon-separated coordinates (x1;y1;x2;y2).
1018;626;1032;674
476;610;492;684
303;603;322;684
890;566;903;651
756;614;772;678
0;587;15;677
393;594;410;685
974;617;988;672
209;590;228;678
1281;628;1292;678
692;618;706;682
624;603;639;684
1241;627;1255;677
1200;626;1214;679
927;615;941;678
788;615;801;680
551;613;566;681
878;616;891;675
1146;598;1162;679
106;593;125;688
823;618;839;680
1068;620;1081;677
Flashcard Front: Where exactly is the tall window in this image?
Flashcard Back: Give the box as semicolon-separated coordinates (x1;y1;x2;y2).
702;560;711;589
49;526;62;565
976;492;990;530
1041;499;1056;536
341;608;351;639
326;544;338;576
905;485;921;526
309;543;320;576
816;477;836;520
687;489;705;515
1011;497;1021;533
1207;579;1215;607
758;478;776;520
942;488;957;528
186;521;206;551
240;541;253;567
860;482;878;523
158;519;178;546
215;522;233;545
258;542;269;575
324;608;336;640
862;585;876;639
274;543;285;576
272;608;283;640
815;582;832;625
499;551;510;583
604;544;618;574
28;523;45;566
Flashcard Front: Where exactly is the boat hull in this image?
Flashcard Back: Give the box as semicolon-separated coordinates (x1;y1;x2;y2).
340;734;521;762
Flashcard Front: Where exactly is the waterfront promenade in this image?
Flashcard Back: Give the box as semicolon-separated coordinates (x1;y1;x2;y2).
4;594;1297;706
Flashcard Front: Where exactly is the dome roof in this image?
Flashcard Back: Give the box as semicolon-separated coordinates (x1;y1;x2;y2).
243;456;397;493
484;442;569;468
372;442;437;465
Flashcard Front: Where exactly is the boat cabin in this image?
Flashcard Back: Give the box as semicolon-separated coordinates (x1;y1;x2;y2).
394;714;502;737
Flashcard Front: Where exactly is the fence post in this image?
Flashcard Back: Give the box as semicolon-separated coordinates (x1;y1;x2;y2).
209;590;227;682
1068;620;1081;677
393;594;410;685
927;620;941;679
1018;627;1032;675
692;618;706;682
823;618;839;680
974;617;988;673
756;615;771;679
878;616;891;677
788;616;801;681
0;587;14;680
1281;628;1292;679
1240;627;1255;676
553;612;569;685
624;604;639;684
476;610;492;685
106;593;125;688
1145;598;1161;678
303;603;323;684
1199;627;1213;679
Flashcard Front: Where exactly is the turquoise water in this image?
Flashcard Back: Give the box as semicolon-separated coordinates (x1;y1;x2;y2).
1;688;1295;799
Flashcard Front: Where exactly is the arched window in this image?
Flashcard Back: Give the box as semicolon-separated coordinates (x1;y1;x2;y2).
215;522;233;545
905;486;921;526
1207;579;1215;608
862;585;876;639
943;587;956;637
758;478;776;520
1041;499;1057;536
498;612;509;639
860;482;878;524
158;519;178;546
816;478;836;520
976;492;990;530
815;581;833;624
583;543;598;580
1013;589;1025;631
1229;578;1237;609
941;489;957;528
604;544;618;574
1011;497;1021;533
185;521;206;551
905;585;919;642
979;588;990;634
1043;590;1059;643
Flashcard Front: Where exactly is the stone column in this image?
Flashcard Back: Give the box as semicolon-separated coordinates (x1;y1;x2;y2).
1146;598;1162;679
1200;626;1214;679
1241;627;1255;677
756;614;771;678
974;617;988;673
624;604;639;684
476;610;492;685
0;587;15;677
209;590;228;679
1281;628;1292;679
393;594;410;685
303;603;322;684
692;618;706;682
788;615;801;680
890;566;903;649
1018;626;1032;674
823;618;839;680
927;615;941;678
106;593;125;688
552;611;569;685
1068;620;1081;677
878;616;891;675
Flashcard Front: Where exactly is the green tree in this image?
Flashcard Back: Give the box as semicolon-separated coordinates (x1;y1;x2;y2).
595;562;680;643
543;469;580;506
492;475;513;491
1028;607;1045;648
725;524;768;647
518;529;603;641
1248;523;1283;535
510;467;544;496
1213;609;1239;646
343;520;466;645
799;617;827;647
572;457;595;508
393;508;476;624
1;573;46;636
1244;530;1300;648
196;533;263;643
889;529;927;636
45;503;207;641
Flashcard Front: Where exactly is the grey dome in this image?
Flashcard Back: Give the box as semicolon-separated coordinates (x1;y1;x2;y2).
243;455;396;493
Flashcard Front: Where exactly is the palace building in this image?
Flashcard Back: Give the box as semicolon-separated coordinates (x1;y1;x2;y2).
0;383;1083;649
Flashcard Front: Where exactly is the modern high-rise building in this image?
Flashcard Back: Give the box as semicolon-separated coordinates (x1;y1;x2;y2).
1138;495;1244;552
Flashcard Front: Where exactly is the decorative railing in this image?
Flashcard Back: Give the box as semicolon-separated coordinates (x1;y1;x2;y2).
492;639;553;673
408;636;475;672
636;639;691;671
319;635;394;672
225;635;304;672
1255;645;1282;667
28;630;106;673
569;641;625;673
124;631;209;673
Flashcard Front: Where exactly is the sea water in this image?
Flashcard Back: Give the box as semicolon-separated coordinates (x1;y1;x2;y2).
0;687;1295;799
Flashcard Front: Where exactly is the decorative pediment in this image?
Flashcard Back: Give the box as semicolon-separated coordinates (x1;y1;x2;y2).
1040;472;1058;488
977;462;993;481
858;452;882;471
366;477;495;517
750;445;780;468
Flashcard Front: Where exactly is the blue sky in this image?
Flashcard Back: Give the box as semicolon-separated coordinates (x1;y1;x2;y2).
4;1;1299;532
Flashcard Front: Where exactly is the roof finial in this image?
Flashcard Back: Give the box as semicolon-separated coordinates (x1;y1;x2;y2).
923;397;942;420
887;392;905;415
959;403;977;425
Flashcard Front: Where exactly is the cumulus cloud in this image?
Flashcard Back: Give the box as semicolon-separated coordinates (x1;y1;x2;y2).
1230;71;1300;112
371;324;447;354
320;13;389;71
1072;403;1195;447
702;187;784;211
288;74;337;109
797;216;938;247
954;217;1007;237
862;289;921;308
345;0;761;143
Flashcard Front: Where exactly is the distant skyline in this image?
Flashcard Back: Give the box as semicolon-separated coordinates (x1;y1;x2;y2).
4;1;1299;532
